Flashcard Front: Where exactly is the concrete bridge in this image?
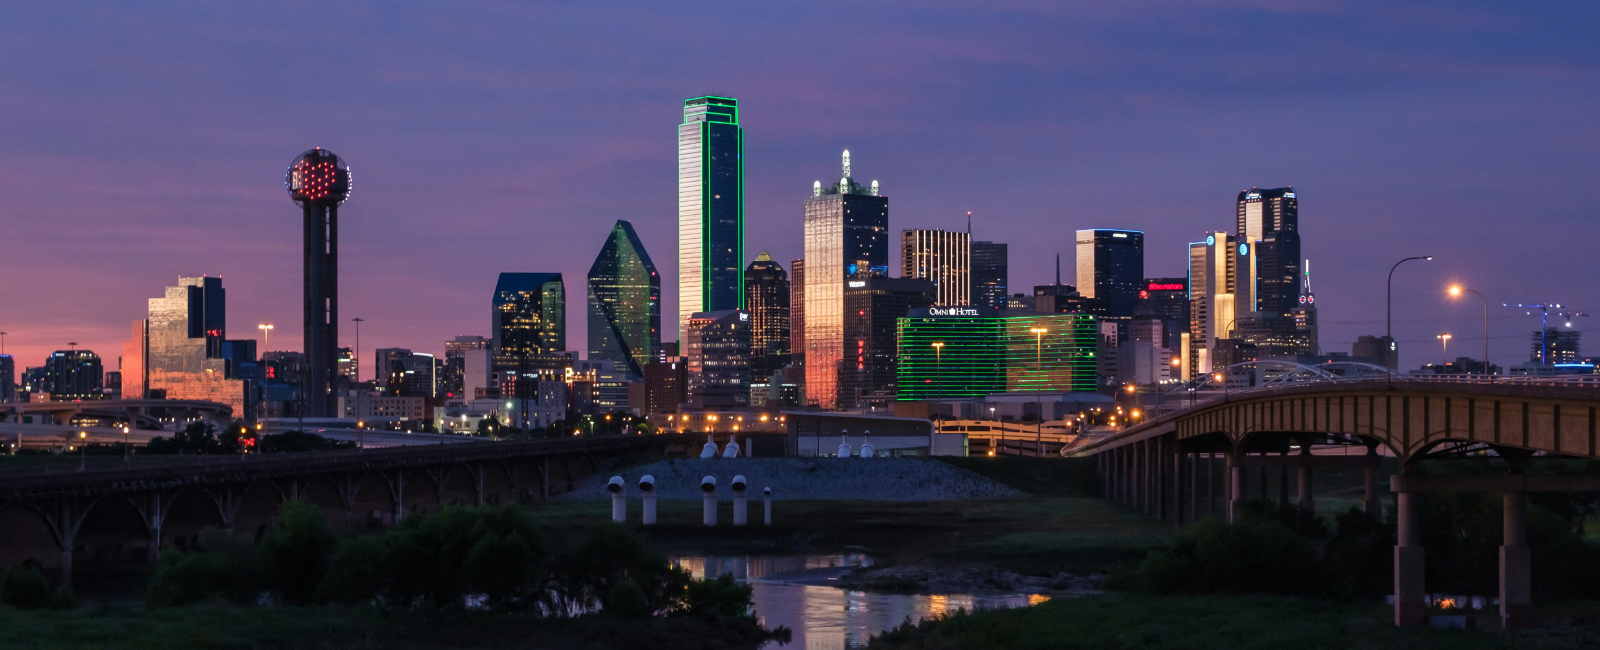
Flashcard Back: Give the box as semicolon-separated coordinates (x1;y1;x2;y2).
0;398;234;430
0;433;696;586
1069;378;1600;628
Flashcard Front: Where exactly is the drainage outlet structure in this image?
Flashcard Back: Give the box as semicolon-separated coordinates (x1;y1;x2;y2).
763;487;773;526
701;435;719;459
731;475;749;526
607;476;626;523
701;475;718;526
838;429;852;458
860;430;875;458
639;475;657;525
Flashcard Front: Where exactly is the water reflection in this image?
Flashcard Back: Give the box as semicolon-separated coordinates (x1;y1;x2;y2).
670;553;1044;650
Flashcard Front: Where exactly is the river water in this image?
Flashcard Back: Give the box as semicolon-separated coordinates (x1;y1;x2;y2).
670;553;1048;649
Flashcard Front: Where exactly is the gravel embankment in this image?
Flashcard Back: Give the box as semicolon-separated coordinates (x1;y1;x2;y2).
560;457;1025;501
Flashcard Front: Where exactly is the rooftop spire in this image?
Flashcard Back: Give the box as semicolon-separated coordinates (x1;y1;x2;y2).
842;149;851;178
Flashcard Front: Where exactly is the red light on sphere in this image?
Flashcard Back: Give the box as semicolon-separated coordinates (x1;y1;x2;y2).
286;149;352;205
1139;290;1149;299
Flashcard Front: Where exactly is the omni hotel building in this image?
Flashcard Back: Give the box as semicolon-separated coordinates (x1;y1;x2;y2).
895;306;1098;400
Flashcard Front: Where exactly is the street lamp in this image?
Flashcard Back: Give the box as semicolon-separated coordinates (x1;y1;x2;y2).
352;317;364;449
122;425;130;462
1447;285;1490;377
78;431;87;472
1436;334;1452;366
1387;255;1433;381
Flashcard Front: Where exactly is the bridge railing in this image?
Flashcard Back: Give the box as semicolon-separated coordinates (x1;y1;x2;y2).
0;434;694;498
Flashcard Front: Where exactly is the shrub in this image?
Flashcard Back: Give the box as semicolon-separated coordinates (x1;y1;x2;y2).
259;500;338;605
148;531;262;606
318;535;385;605
1131;516;1327;595
681;574;754;618
1;566;56;609
553;523;687;616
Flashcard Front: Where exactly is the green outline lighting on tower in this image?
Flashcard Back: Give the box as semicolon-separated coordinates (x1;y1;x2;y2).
896;310;1098;400
678;96;745;342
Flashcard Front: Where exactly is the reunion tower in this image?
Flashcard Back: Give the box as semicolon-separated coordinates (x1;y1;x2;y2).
285;148;351;418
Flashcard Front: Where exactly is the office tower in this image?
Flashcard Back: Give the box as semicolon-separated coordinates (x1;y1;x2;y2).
121;276;247;411
286;148;351;417
1118;319;1173;385
841;276;935;408
901;229;970;307
43;350;104;401
1074;229;1144;318
803;150;888;409
493;273;566;357
1138;278;1189;351
1187;231;1252;378
0;355;12;402
744;252;790;380
442;335;489;398
790;259;805;367
1353;335;1398;370
971;241;1008;311
677;96;745;340
572;359;631;415
1532;329;1582;364
588;220;661;380
896;310;1098;400
21;366;46;395
684;310;751;407
643;359;688;415
374;348;439;397
1290;260;1318;353
1236;187;1301;322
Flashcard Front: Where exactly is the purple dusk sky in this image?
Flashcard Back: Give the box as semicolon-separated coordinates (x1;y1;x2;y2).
1;1;1596;380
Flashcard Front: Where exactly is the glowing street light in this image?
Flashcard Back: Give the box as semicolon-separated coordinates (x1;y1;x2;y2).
1447;284;1490;377
1436;333;1453;366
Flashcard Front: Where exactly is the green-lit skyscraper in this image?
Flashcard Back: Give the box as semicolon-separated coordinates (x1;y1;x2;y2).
588;220;660;380
677;96;745;342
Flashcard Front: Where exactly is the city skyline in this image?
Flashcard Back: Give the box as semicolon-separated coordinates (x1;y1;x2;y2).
0;2;1594;378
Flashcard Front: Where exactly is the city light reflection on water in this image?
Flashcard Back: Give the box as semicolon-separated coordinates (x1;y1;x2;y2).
670;553;1046;650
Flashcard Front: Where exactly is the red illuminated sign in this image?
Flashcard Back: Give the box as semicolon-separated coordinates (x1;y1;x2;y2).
1147;283;1184;291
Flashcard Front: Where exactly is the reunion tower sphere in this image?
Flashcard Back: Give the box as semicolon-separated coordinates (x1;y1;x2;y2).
285;148;352;205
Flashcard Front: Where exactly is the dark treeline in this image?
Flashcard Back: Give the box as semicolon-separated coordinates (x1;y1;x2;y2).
1120;494;1600;598
148;501;777;631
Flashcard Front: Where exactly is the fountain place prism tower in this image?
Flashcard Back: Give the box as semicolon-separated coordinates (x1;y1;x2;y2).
286;148;351;418
677;96;745;341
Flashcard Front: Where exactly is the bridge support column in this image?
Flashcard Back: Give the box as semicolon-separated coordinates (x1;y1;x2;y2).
1362;445;1381;517
1500;490;1531;628
1158;438;1169;522
1296;444;1314;517
1394;490;1426;626
1228;455;1244;523
1188;452;1198;523
1121;446;1132;505
1206;452;1216;517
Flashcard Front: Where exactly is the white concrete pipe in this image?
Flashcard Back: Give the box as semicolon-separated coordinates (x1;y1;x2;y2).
639;475;657;526
700;434;718;458
838;429;852;458
607;476;625;523
763;487;772;526
860;430;875;458
701;475;718;526
731;475;748;526
722;437;741;458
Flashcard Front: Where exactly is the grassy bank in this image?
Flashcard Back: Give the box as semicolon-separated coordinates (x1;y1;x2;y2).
0;604;775;650
868;593;1600;650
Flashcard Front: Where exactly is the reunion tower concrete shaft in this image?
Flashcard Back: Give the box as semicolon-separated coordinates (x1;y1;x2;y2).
285;148;351;418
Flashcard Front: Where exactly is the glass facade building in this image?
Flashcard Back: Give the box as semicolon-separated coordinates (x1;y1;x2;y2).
678;96;745;341
1074;229;1144;318
493;273;566;357
1187;231;1249;378
1236;187;1302;324
901;229;970;307
588;220;660;380
122;276;247;411
896;309;1098;401
685;310;751;407
744;252;790;381
0;355;13;402
42;350;104;401
971;241;1008;311
841;276;935;408
803;150;888;409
